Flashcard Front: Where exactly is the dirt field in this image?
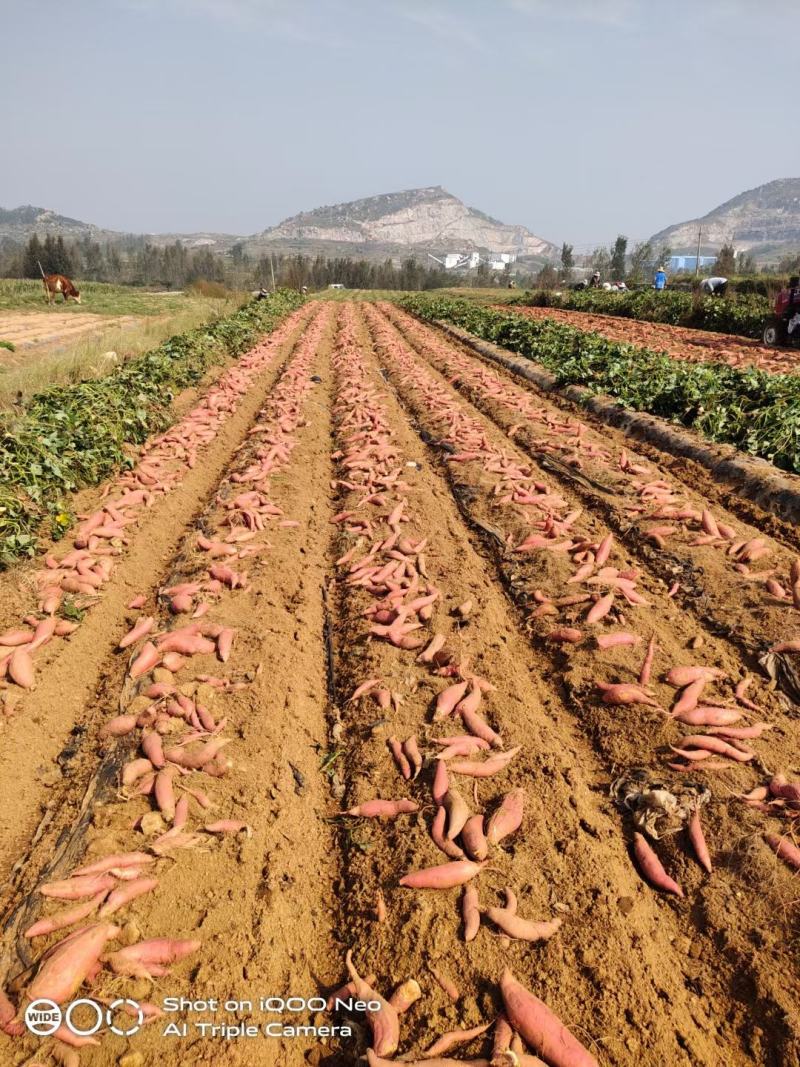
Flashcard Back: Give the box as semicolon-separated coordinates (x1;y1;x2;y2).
0;298;798;1067
0;312;139;359
499;304;800;376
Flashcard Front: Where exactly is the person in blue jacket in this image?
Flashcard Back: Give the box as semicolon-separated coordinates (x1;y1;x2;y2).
653;265;668;290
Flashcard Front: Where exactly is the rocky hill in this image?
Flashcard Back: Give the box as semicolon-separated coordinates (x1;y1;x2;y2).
0;205;112;242
650;178;800;261
256;186;554;258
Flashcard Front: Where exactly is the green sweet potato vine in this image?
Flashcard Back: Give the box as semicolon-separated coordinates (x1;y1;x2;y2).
400;295;800;475
514;288;769;339
0;289;303;566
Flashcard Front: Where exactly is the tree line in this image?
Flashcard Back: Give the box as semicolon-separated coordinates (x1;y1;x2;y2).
0;234;531;291
537;236;768;289
10;230;785;295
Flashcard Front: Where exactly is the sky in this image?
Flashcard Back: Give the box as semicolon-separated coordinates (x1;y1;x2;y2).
1;0;797;248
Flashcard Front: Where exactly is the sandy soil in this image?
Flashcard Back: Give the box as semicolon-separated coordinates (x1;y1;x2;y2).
497;305;800;376
0;300;798;1067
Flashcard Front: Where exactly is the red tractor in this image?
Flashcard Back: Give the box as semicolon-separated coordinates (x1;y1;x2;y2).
763;277;800;348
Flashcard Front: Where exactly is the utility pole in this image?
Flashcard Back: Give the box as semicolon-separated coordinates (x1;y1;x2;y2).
695;226;702;276
269;253;276;291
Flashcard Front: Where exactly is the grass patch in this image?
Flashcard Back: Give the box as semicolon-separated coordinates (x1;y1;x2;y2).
0;279;209;316
401;294;800;475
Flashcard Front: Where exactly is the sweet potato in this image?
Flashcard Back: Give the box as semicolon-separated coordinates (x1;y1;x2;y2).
596;632;640;650
461;814;489;861
25;892;108;939
399;860;485;889
345;950;399;1057
130;641;160;680
9;647;34;689
75;849;155;874
632;832;683;897
99;877;158;917
28;923;120;1004
103;937;201;979
500;968;598;1067
765;833;800;870
39;874;116;900
99;714;138;738
462;884;480;942
585;593;614;624
687;811;712;874
460;706;503;750
435;680;470;720
443;786;471;840
449;747;521;777
367;1054;489;1067
423;1021;492;1058
431;806;465;860
119;616;155;650
341;799;419;818
484;907;562;942
486;788;524;846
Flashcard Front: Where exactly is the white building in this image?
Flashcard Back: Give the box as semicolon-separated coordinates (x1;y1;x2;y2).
489;252;516;271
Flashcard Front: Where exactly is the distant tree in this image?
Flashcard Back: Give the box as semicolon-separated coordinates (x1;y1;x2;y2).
475;260;490;287
737;252;757;276
654;245;672;273
714;243;737;276
610;235;628;282
54;236;74;275
106;245;124;282
627;241;653;285
590;247;611;280
536;263;559;289
82;241;106;281
559;242;574;283
22;235;44;278
188;247;224;284
778;251;800;274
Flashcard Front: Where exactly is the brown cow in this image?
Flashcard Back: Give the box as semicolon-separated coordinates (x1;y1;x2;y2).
42;274;81;305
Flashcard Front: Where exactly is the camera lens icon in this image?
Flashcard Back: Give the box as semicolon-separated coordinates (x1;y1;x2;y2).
24;999;62;1037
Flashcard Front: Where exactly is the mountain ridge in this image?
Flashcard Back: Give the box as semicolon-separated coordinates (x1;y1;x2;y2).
0;187;555;261
650;177;800;261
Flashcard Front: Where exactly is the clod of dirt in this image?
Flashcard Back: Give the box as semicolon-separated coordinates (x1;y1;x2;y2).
120;1053;145;1067
289;761;306;794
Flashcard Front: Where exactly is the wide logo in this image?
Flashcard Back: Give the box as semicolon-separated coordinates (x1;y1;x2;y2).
24;997;144;1038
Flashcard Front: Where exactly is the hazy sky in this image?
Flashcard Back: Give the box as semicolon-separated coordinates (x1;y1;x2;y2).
2;0;796;248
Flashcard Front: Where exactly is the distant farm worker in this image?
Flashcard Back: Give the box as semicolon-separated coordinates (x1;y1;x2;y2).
653;265;668;291
700;276;728;297
589;271;602;288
